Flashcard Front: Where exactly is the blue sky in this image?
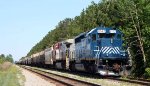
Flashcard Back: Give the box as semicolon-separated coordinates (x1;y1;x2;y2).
0;0;100;61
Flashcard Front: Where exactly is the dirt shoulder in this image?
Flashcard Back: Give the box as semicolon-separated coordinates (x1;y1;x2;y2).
19;67;55;86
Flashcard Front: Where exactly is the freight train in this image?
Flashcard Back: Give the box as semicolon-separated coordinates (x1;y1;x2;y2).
17;26;132;76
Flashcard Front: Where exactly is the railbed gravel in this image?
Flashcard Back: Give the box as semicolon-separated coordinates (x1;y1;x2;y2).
28;66;143;86
20;67;56;86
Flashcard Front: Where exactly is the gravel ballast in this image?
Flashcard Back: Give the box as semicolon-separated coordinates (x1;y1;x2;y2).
20;67;56;86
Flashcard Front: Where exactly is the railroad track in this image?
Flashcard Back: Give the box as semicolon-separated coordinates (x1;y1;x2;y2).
20;65;150;86
106;77;150;86
20;65;100;86
128;77;150;82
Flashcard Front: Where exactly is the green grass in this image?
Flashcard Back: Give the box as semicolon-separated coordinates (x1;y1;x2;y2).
0;65;24;86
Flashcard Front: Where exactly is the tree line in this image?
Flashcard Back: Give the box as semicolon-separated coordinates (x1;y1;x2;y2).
0;54;14;64
26;0;150;78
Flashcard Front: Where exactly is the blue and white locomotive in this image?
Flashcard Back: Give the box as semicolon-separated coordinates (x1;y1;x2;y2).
70;26;130;76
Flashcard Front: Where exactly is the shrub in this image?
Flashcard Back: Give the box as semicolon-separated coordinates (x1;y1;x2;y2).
144;68;150;78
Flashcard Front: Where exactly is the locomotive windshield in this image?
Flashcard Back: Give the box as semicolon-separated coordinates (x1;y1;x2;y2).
98;33;105;38
106;33;115;38
98;33;115;38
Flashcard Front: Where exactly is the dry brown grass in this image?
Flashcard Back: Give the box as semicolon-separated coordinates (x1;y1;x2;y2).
0;62;12;71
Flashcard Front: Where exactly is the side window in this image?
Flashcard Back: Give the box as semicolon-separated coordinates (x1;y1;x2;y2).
92;34;96;41
88;36;91;43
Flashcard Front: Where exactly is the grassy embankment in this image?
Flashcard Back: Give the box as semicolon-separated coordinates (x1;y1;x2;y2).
0;62;25;86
